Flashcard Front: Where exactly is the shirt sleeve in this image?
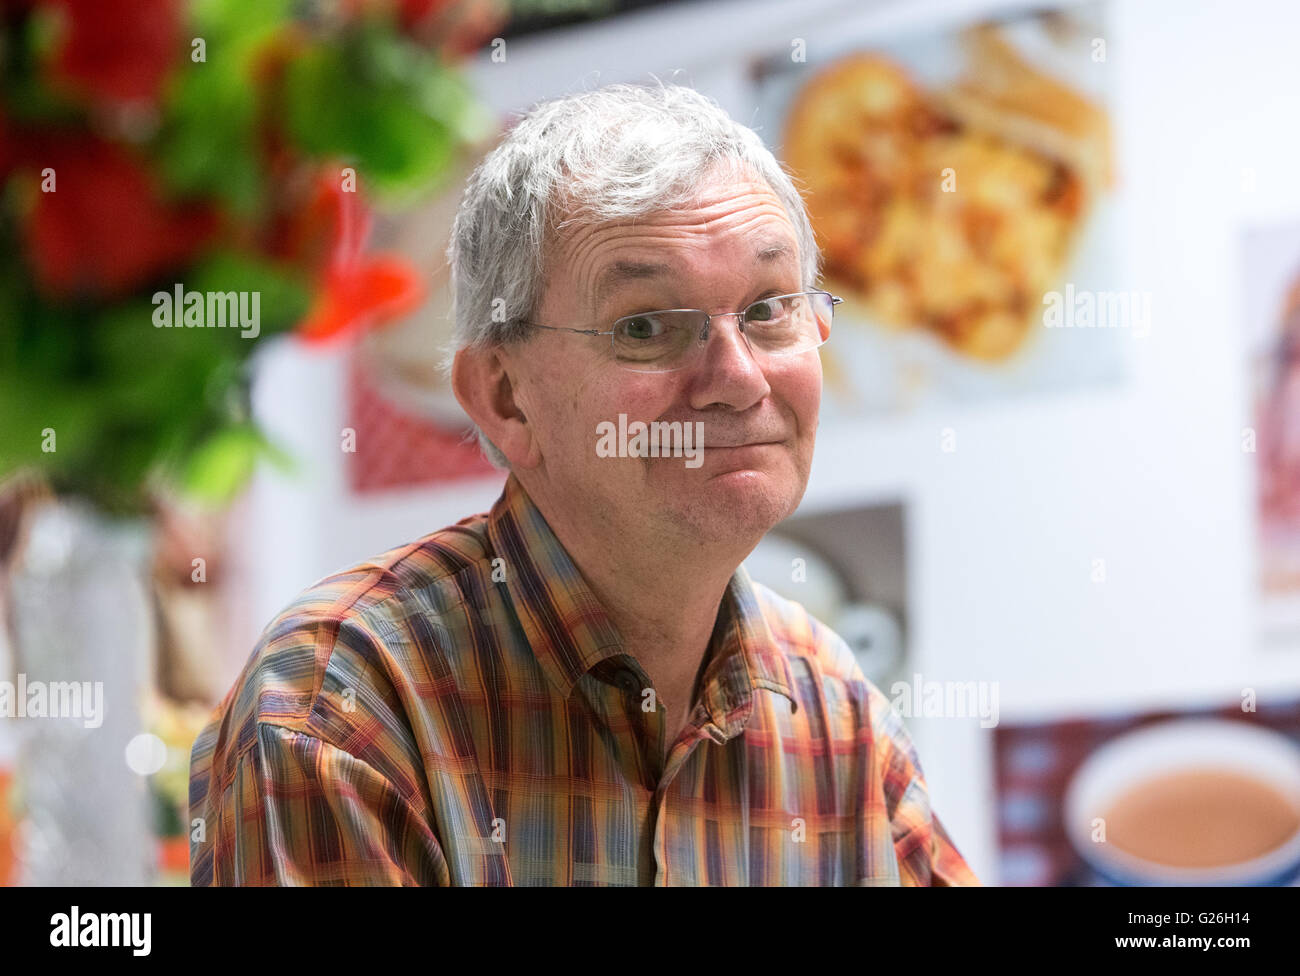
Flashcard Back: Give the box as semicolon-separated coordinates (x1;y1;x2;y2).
928;810;981;887
867;684;982;887
194;723;448;886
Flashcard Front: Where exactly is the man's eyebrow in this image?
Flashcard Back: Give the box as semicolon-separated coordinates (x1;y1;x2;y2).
593;260;675;306
755;240;795;263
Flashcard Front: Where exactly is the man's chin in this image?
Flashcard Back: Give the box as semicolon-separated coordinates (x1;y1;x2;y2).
667;466;802;541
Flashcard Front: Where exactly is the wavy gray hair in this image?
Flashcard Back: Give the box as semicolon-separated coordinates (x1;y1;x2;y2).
442;80;821;468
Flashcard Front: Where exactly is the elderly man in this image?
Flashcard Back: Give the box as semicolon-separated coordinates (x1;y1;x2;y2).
188;82;979;886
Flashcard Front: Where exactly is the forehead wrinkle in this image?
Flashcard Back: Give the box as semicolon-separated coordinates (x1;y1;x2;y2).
556;192;798;315
592;237;795;307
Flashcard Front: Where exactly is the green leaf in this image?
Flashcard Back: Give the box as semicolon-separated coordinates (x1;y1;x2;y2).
180;424;262;504
179;422;296;505
283;37;456;200
185;251;313;336
155;60;264;214
154;0;298;212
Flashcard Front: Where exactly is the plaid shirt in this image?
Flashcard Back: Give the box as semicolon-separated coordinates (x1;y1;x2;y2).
189;473;979;886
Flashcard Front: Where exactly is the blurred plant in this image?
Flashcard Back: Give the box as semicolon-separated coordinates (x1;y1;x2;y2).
146;692;215;836
0;0;502;514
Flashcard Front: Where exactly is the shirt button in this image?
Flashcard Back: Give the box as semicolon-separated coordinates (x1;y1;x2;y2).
615;670;640;694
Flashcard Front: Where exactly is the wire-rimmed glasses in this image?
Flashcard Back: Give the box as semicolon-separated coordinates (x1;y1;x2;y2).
519;290;841;374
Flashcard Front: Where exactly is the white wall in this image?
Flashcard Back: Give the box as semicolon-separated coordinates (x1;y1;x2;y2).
235;0;1300;885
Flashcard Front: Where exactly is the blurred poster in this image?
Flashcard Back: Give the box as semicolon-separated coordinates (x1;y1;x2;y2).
1245;223;1300;639
751;2;1124;419
346;138;503;492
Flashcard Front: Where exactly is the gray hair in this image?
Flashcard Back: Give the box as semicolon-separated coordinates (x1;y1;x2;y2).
442;80;822;468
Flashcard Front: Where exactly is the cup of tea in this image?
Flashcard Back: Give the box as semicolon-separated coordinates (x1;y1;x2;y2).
1063;717;1300;885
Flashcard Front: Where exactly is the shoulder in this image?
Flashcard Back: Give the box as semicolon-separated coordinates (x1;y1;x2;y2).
748;576;865;688
748;578;908;745
747;579;935;833
247;513;492;721
191;513;495;792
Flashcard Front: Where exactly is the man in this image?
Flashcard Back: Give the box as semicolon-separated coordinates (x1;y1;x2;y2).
188;82;979;886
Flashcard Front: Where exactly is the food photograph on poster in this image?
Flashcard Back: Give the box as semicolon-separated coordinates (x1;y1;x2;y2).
751;4;1124;417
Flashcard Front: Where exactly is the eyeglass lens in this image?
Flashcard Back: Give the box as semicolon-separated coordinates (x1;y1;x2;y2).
611;292;834;372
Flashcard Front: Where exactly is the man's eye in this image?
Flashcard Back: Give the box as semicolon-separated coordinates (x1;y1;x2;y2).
745;298;783;323
620;315;665;340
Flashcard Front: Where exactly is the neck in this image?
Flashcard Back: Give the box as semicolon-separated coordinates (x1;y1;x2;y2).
517;474;759;705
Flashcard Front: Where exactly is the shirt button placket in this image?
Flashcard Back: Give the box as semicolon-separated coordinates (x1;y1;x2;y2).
652;786;668;886
615;668;665;784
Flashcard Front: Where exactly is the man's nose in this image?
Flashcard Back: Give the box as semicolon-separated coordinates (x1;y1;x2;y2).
689;313;771;408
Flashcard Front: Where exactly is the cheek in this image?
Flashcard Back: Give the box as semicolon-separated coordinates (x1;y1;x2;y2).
515;360;590;459
568;373;675;459
774;355;822;437
592;373;683;420
585;376;687;457
520;352;615;451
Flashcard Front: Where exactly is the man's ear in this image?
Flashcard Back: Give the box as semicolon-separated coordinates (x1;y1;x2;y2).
451;343;542;469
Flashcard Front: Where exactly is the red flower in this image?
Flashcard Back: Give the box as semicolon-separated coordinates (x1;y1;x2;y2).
294;174;425;344
42;0;181;104
264;167;340;272
20;132;216;300
424;0;506;60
